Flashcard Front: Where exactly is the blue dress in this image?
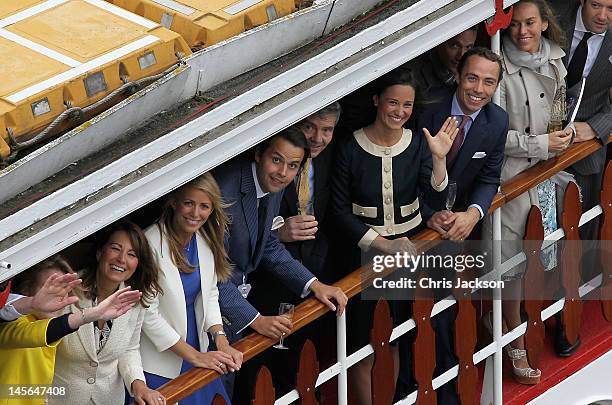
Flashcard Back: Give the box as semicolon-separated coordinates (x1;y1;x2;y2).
144;235;231;404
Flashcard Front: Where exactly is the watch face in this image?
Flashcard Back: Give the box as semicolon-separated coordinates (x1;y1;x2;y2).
0;280;11;309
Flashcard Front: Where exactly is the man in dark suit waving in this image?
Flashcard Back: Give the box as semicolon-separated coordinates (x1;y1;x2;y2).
417;47;508;404
420;47;508;241
550;0;611;357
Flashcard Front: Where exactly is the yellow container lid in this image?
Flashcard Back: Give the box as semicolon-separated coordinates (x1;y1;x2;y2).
0;0;191;160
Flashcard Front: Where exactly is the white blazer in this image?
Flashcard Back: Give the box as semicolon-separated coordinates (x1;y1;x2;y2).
51;301;146;405
140;224;223;378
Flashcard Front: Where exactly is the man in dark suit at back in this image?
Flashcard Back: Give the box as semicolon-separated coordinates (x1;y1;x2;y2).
416;47;509;404
277;102;342;282
550;0;612;357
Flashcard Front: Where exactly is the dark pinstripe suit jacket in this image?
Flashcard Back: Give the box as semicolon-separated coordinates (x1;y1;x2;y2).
553;2;612;175
214;157;315;336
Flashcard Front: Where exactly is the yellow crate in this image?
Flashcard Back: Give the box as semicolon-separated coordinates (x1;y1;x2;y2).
0;0;191;160
106;0;296;48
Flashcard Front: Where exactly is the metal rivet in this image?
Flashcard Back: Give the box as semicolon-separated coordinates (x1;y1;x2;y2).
534;321;537;326
381;342;385;346
465;365;469;369
532;250;537;254
425;390;429;395
571;226;574;230
422;316;426;321
307;387;311;392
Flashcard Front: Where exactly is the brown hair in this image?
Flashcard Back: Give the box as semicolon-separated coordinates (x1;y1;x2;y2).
159;172;232;282
81;221;162;306
13;255;74;296
457;47;504;83
505;0;566;48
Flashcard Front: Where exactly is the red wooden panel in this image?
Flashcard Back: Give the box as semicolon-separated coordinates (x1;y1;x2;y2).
452;280;478;405
600;161;612;322
412;285;436;405
560;182;583;344
212;393;227;405
296;340;319;405
252;366;275;405
523;206;545;368
370;299;394;405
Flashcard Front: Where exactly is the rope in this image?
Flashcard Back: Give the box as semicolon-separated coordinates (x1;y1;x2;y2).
7;62;182;157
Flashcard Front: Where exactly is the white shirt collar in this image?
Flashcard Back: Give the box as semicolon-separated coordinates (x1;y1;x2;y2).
575;5;606;37
251;162;269;199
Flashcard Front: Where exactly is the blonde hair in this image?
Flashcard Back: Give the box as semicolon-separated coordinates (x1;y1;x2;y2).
159;172;232;282
13;255;74;296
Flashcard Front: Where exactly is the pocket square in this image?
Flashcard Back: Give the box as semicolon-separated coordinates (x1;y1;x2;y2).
271;216;285;230
472;151;487;158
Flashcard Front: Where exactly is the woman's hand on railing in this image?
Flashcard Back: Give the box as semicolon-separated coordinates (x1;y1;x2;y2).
371;236;417;257
548;128;573;152
251;314;293;339
216;338;243;371
131;379;166;405
187;350;238;375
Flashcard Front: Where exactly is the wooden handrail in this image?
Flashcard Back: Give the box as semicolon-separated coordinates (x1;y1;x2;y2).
157;136;611;403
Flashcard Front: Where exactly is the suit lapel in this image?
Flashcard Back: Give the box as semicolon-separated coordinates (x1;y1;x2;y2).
585;29;612;89
75;301;98;362
450;108;489;178
240;162;259;256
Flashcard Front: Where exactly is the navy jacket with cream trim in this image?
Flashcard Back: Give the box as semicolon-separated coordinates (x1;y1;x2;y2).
331;128;448;250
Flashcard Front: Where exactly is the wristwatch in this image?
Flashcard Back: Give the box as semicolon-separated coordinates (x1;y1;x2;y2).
211;330;227;342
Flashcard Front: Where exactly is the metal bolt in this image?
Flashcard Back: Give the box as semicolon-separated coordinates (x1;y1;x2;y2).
425;390;429;395
423;316;426;321
532;250;537;254
381;342;385;346
465;365;469;369
307;387;311;392
534;321;537;326
571;226;575;230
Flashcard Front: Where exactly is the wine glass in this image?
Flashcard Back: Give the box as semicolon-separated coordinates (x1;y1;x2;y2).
273;302;294;350
446;181;457;211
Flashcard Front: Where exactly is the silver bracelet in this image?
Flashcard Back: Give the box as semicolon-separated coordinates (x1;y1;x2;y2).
80;308;88;324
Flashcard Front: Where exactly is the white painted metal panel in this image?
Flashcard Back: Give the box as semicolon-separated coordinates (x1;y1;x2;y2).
0;65;191;204
527;350;612;405
0;0;505;278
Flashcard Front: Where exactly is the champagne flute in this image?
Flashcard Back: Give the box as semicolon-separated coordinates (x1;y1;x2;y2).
446;181;457;211
297;197;315;216
273;303;294;350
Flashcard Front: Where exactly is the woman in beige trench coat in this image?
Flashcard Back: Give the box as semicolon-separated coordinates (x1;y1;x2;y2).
482;0;576;385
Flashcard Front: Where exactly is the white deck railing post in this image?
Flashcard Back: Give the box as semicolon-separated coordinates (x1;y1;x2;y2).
337;311;348;405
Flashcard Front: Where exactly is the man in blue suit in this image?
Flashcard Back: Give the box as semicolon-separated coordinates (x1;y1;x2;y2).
417;47;508;404
214;128;348;342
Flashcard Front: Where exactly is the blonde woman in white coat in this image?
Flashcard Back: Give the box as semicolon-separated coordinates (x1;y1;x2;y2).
51;221;165;405
484;0;576;385
141;173;242;405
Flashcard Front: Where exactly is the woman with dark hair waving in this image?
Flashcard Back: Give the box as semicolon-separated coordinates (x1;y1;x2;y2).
51;221;164;405
141;172;242;404
332;69;457;404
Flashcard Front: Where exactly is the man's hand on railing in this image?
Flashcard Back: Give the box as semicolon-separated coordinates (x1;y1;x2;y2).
572;122;597;143
309;280;347;316
445;208;480;241
251;314;293;339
